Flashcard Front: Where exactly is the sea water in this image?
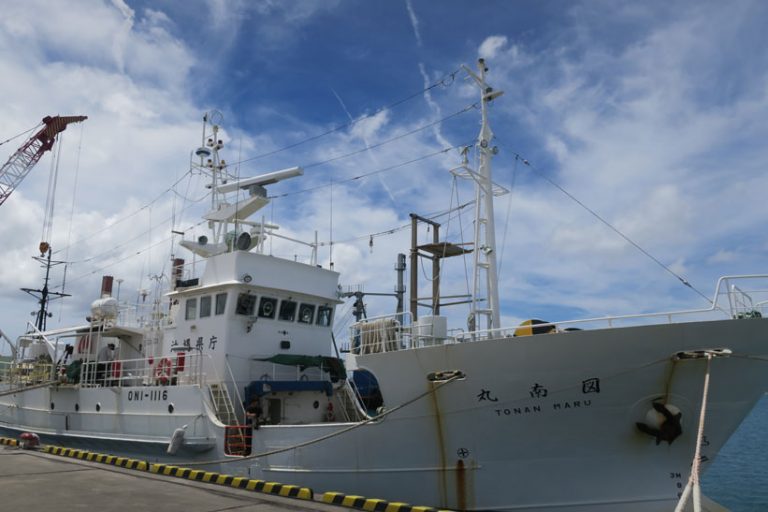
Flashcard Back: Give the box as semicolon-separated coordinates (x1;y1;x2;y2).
703;395;768;511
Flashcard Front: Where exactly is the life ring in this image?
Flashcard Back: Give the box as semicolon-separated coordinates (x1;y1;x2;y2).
77;335;91;353
325;402;335;422
154;357;173;385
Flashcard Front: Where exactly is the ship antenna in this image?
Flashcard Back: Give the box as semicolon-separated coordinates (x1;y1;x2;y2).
194;110;227;245
462;58;504;331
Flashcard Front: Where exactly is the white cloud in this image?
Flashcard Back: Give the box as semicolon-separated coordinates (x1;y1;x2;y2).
707;250;737;265
405;0;423;47
467;1;768;319
350;110;390;141
478;35;508;59
110;0;135;73
0;1;202;342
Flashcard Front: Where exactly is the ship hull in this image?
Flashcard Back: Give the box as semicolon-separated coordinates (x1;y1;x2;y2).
2;317;767;511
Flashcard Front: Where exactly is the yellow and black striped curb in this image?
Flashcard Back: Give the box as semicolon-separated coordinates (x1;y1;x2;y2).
322;492;452;512
149;463;312;500
0;437;19;446
34;444;312;501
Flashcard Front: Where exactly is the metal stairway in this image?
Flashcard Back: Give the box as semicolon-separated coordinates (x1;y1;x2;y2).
209;383;238;425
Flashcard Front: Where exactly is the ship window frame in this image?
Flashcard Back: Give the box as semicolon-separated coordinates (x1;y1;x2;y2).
215;293;227;315
316;306;333;327
278;299;297;322
185;298;198;320
258;297;277;319
235;293;257;316
199;295;212;318
298;303;315;324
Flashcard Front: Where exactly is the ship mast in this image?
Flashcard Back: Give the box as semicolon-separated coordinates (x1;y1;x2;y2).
463;59;504;331
180;111;304;260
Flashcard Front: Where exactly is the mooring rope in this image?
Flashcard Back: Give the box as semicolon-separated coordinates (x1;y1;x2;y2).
673;353;713;512
179;372;464;466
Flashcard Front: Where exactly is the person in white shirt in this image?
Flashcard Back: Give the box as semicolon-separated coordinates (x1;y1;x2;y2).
96;343;116;386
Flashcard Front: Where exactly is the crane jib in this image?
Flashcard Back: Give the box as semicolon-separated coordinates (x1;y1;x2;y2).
0;115;87;207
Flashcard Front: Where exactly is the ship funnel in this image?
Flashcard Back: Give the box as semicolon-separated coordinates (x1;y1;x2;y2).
100;275;114;298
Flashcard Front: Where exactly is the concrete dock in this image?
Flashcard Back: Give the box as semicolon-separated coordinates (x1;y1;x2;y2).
0;444;341;512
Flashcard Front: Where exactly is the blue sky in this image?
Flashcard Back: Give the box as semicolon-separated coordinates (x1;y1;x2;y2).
0;0;767;344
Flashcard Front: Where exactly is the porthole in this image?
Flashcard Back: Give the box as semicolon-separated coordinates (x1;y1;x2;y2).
50;402;55;410
168;403;175;414
75;403;79;412
96;403;101;412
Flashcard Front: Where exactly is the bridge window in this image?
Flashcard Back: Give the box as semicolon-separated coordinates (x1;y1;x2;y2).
298;303;315;324
215;293;227;315
317;306;333;327
200;296;212;318
279;300;297;321
185;298;197;320
236;293;256;316
258;297;277;319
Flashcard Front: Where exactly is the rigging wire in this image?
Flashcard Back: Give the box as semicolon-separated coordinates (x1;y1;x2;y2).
58;122;86;320
232;67;462;167
60;140;470;286
300;103;477;171
272;143;469;200
53;169;195;256
41;131;64;245
0;122;42;148
454;174;473;314
419;175;459;284
65;219;209;285
328;200;475;246
53;106;471;259
496;155;519;281
66;189;211;266
53;90;471;278
502;145;714;305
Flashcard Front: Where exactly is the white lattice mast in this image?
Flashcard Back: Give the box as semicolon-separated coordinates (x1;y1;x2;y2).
463;59;504;331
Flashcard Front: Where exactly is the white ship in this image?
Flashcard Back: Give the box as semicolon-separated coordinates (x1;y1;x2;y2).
1;60;767;511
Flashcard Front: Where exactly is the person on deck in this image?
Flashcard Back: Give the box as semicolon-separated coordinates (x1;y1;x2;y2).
246;398;263;430
96;343;116;386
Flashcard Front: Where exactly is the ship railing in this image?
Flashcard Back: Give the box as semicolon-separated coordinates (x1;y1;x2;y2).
348;275;768;351
719;275;767;319
460;275;768;342
0;360;55;387
60;351;215;388
0;348;217;390
224;355;246;422
115;301;171;329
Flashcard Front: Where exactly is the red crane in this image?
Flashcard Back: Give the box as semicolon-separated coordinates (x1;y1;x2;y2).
0;115;87;207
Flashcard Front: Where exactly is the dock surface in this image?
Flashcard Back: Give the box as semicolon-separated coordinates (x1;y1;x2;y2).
0;445;340;511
